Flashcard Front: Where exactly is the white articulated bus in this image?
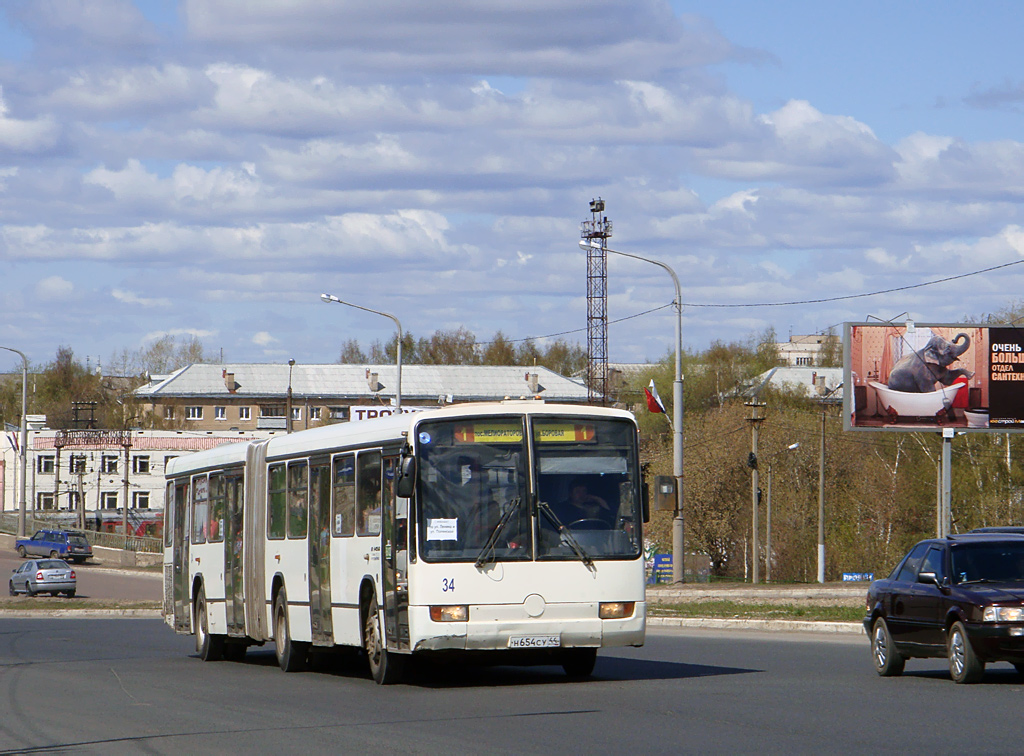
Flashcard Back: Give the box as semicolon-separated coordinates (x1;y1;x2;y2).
163;400;647;684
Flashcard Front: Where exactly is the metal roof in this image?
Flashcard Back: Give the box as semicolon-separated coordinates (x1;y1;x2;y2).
134;363;591;403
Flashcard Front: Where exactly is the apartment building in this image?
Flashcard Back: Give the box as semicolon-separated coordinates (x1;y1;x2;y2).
134;363;590;431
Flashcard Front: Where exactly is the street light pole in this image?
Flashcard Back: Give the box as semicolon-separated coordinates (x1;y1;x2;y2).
765;442;799;583
1;346;28;537
320;294;402;412
286;359;295;433
818;401;827;583
580;240;684;582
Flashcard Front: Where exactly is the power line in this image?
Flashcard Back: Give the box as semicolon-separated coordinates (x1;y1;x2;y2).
497;257;1022;347
681;258;1024;308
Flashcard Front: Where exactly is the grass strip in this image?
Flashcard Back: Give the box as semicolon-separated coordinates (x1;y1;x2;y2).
0;599;160;611
651;600;864;623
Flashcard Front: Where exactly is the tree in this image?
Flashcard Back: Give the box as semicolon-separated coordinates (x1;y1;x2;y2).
539;339;587;376
107;334;209;378
481;331;517;365
338;339;366;364
755;326;782;372
417;327;478;365
818;327;842;367
35;347;103;429
515;338;541;367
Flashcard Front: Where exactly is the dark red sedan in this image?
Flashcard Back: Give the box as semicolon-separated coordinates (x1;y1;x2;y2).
865;532;1024;683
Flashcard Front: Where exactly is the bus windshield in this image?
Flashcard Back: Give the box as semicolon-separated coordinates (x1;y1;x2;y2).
415;415;641;563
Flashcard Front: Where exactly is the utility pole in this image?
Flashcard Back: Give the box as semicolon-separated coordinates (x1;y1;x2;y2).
746;401;766;584
818;402;826;583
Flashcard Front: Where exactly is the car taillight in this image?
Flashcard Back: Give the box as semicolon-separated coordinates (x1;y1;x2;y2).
35;572;43;580
69;571;76;579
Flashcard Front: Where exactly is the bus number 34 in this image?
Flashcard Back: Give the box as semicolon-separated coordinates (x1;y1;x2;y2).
442;578;455;592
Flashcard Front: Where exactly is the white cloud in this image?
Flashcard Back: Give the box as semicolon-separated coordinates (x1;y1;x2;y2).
252;331;278;346
43;65;211;117
34;275;74;298
0;88;59;153
111;289;171;307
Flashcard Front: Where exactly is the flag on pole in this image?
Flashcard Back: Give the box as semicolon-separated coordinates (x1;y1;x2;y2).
644;379;667;414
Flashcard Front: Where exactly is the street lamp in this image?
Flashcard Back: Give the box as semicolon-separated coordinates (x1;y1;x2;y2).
817;384;842;584
765;442;799;583
320;293;403;411
1;346;28;537
579;240;684;582
286;358;296;433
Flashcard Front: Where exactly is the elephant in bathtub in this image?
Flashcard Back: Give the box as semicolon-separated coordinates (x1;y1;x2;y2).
887;333;973;393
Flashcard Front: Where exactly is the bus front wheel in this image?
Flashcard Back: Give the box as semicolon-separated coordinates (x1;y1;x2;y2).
195;587;224;662
274;589;308;672
364;594;403;685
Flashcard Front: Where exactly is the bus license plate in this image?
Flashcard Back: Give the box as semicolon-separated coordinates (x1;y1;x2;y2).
508;635;560;649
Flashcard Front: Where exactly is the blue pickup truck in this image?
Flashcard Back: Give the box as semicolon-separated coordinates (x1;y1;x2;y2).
15;529;94;563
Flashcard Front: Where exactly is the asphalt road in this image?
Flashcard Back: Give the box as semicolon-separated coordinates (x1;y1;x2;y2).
2;619;1024;755
0;549;161;602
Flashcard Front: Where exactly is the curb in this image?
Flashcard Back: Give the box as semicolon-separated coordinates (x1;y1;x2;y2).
0;610;864;633
648;616;865;634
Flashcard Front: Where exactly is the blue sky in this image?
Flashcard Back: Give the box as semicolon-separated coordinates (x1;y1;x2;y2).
1;0;1023;372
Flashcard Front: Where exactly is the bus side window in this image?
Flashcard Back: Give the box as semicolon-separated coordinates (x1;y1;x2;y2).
268;464;286;540
208;473;225;543
357;451;382;537
192;474;208;545
288;461;308;539
333;454;355;537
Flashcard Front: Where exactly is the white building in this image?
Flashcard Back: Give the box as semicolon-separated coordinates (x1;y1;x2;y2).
1;426;276;531
777;334;828;366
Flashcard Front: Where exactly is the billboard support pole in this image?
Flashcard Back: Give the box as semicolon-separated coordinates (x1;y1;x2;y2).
941;429;953;537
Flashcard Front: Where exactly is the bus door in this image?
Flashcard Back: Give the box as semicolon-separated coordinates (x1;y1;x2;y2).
224;473;245;635
172;481;190;632
309;458;334;644
382;456;410;651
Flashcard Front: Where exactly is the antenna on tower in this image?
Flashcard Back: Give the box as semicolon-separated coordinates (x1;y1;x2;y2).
580;198;612;406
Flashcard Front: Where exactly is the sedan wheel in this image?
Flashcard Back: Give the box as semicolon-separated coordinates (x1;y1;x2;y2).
8;581;15;596
948;621;985;684
871;618;905;677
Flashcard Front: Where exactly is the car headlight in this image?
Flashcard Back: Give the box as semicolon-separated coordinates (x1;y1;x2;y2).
982;606;1024;622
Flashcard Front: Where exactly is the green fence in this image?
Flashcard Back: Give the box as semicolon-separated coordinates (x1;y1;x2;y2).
0;513;162;554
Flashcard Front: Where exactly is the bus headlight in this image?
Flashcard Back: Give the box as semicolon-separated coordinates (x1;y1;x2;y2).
983;606;1024;622
599;602;635;620
430;605;468;622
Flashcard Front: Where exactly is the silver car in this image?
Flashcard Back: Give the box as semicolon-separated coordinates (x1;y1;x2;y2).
9;559;77;597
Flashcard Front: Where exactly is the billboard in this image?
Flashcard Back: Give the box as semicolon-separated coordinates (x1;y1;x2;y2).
844;322;1024;432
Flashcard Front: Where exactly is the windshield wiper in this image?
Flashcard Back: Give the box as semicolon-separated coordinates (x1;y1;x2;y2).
537;500;594;569
475;498;523;568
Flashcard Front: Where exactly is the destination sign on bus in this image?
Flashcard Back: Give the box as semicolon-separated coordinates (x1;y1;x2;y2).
454;424;523;443
453;423;598;443
535;423;597;443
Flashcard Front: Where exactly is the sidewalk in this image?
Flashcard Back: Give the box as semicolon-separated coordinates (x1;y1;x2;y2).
645;581;868;635
646;581;867;604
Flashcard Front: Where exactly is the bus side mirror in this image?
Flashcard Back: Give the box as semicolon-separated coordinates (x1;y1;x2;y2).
396;455;416;499
641;480;650;523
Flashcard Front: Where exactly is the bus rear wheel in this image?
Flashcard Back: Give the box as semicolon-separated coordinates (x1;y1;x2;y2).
561;648;597;678
364;594;403;685
274;589;308;672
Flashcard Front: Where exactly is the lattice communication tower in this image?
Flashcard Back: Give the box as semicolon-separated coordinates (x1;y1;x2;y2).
580;198;612;405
